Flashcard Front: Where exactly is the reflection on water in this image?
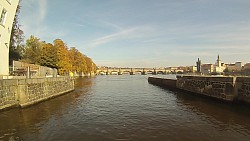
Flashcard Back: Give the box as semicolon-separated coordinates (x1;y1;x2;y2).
0;75;250;141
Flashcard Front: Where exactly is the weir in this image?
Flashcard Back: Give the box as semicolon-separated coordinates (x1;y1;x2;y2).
148;76;250;104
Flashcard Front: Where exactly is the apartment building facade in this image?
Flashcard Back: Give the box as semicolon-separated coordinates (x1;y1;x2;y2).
0;0;19;75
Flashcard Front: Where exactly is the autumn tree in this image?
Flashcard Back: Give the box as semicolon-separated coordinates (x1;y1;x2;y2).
84;56;97;73
54;39;71;75
69;47;87;73
20;36;96;75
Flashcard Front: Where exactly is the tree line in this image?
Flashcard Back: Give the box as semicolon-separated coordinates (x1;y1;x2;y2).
22;36;97;75
9;1;96;75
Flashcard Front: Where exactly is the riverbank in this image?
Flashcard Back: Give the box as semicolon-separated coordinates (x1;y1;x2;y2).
0;77;74;111
148;75;250;104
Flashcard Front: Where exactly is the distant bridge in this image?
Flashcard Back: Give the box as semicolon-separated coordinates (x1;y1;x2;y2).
97;67;184;75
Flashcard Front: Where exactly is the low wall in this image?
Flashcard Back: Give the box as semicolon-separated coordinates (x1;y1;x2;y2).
148;76;250;104
148;77;177;89
176;76;236;101
236;77;250;103
0;77;74;111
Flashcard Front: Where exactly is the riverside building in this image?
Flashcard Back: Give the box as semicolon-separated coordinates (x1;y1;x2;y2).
0;0;19;75
198;55;226;75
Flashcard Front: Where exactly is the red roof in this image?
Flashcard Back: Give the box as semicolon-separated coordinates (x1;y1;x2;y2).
244;63;250;67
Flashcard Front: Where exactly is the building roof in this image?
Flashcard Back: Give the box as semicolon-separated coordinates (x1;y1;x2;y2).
202;64;213;66
244;63;250;67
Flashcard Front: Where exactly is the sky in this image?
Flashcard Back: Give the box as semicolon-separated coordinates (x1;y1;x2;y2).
19;0;250;68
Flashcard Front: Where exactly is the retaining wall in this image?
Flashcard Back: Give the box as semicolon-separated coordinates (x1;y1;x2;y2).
148;77;176;89
0;77;74;111
176;76;236;101
236;77;250;103
148;76;250;103
0;80;18;110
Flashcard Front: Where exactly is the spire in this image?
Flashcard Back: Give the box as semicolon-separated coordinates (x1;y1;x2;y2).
217;54;221;67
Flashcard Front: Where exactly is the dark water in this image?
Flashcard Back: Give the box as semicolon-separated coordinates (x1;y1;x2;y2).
0;75;250;141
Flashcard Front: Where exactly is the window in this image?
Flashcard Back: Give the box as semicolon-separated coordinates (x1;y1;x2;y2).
0;8;7;25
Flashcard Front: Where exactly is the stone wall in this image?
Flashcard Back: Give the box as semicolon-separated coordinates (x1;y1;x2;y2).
149;76;250;103
0;77;74;111
148;77;177;89
176;76;236;101
0;80;18;110
236;77;250;103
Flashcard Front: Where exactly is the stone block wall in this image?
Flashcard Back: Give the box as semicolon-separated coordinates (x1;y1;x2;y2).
148;77;177;89
0;80;18;110
236;77;250;103
176;76;236;101
19;77;74;107
0;77;74;111
149;76;250;104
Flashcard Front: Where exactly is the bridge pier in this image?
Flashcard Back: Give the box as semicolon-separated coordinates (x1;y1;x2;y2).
118;68;122;75
152;69;157;75
142;69;146;75
130;72;135;75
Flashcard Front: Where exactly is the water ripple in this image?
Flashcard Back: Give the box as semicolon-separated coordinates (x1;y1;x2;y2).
0;75;250;141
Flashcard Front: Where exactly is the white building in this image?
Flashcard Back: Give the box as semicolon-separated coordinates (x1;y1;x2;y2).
213;55;225;73
0;0;19;75
199;55;226;75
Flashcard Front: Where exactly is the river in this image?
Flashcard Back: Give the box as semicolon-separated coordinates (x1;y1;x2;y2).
0;75;250;141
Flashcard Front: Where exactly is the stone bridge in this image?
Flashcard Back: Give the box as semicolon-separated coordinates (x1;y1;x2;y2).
97;67;181;75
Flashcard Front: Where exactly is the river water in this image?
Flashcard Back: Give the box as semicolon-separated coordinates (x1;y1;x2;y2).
0;75;250;141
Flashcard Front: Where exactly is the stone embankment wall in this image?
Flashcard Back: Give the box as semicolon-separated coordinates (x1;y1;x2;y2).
176;76;236;101
148;77;176;89
0;77;74;111
236;77;250;103
0;79;18;110
148;76;250;103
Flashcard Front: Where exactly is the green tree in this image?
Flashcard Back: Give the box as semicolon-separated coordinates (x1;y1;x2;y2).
40;43;58;68
23;35;42;64
9;1;25;65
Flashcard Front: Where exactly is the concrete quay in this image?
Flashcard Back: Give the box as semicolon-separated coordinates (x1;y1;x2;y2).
0;77;74;111
148;75;250;104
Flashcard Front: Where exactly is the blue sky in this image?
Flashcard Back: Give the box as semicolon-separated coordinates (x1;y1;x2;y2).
19;0;250;67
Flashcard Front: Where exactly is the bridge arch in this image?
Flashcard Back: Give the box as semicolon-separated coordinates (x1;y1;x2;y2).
122;71;130;75
157;71;165;74
99;71;106;75
111;71;118;75
135;70;142;75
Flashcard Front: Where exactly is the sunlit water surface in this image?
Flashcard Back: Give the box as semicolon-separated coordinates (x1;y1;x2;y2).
0;75;250;141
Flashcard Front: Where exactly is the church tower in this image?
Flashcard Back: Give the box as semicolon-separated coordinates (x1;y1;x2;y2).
216;54;221;67
196;58;201;72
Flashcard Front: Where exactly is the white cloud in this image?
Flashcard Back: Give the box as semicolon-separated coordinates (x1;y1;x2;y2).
38;0;47;22
20;0;68;41
87;25;155;48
